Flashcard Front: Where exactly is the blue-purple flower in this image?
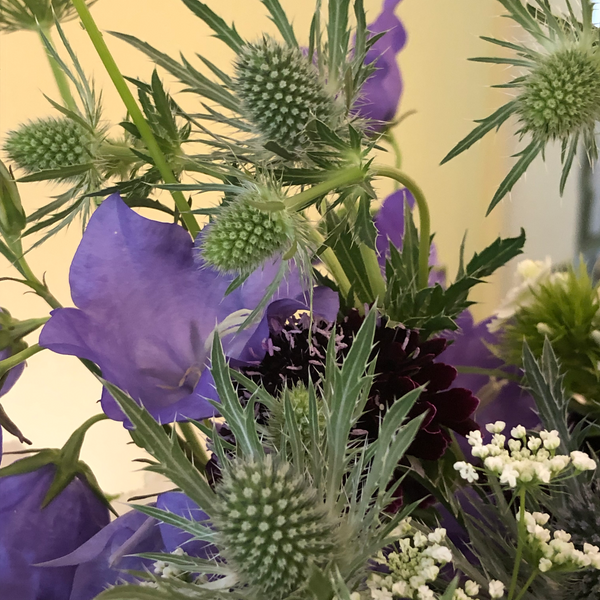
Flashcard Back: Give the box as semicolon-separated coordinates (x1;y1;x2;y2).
0;347;26;461
0;463;109;600
44;492;213;599
355;0;407;127
39;194;338;425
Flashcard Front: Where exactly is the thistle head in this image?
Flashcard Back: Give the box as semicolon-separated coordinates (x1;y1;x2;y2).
4;117;92;176
234;38;336;150
213;455;338;599
200;183;302;274
0;0;98;33
517;46;600;143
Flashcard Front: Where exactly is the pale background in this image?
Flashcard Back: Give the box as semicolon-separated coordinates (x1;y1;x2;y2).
0;0;580;497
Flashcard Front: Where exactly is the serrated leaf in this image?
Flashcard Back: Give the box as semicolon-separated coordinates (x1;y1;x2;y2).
180;0;245;52
354;193;377;249
132;504;216;542
261;0;297;46
487;139;543;215
17;164;93;183
441;100;517;164
327;0;351;83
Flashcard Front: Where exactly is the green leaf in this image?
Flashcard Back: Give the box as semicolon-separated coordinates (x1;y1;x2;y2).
210;333;265;460
487;139;543;215
469;55;535;68
180;0;245;52
16;163;93;183
559;133;579;195
261;0;297;46
132;504;217;542
354;193;377;250
353;0;367;60
138;553;230;575
441;100;517;164
100;379;217;512
327;0;351;83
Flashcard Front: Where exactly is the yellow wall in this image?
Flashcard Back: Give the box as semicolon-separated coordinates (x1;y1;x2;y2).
0;0;571;495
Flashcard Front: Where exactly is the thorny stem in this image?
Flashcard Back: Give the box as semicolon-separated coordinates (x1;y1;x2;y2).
371;165;431;289
508;489;528;600
39;26;77;111
70;0;200;237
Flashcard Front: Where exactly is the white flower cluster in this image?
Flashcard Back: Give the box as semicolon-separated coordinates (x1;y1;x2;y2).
454;422;596;489
523;511;600;574
364;520;505;600
153;547;186;579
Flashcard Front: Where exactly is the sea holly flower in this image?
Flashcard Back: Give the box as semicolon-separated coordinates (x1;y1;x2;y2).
442;0;600;214
0;463;109;600
39;194;337;425
0;0;98;33
355;0;407;127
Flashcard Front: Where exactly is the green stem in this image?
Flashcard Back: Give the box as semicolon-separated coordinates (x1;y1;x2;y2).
307;228;352;299
284;166;365;212
0;344;44;376
384;131;403;174
359;244;386;302
70;0;200;238
513;569;539;600
39;26;77;111
371;165;431;289
508;489;527;600
455;365;522;384
179;422;210;470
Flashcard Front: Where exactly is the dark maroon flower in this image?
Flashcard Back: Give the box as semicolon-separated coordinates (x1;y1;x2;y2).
239;309;479;461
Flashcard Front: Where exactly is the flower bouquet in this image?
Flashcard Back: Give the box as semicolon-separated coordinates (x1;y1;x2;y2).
1;1;600;599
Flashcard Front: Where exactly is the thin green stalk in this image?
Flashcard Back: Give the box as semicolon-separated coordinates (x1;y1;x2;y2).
384;131;403;175
372;165;431;289
0;344;44;376
508;489;528;600
307;227;352;299
179;421;210;470
513;569;539;600
70;0;200;238
284;166;365;212
39;26;77;111
359;243;386;301
455;365;522;384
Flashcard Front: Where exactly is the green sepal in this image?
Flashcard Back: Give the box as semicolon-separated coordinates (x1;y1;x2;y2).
0;159;26;240
0;402;31;445
0;310;48;350
0;449;59;478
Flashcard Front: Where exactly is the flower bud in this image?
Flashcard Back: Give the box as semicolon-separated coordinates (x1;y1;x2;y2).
4;117;92;176
517;48;600;142
213;455;337;598
201;185;301;274
234;38;335;149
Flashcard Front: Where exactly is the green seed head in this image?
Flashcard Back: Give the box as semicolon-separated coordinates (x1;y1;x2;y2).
201;185;299;273
234;38;335;149
213;456;337;599
4;117;91;175
518;47;600;142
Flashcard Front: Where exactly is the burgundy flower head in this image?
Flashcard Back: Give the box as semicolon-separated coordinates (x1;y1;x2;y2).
240;310;480;461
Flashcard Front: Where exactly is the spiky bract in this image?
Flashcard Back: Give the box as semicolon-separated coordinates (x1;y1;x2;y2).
234;38;335;150
517;47;600;143
213;456;337;599
4;117;91;175
201;185;299;273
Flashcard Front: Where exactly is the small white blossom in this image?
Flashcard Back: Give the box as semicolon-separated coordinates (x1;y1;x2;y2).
486;421;506;434
454;461;479;483
511;425;527;439
570;451;597;471
464;580;480;596
466;430;483;447
540;429;561;450
539;557;553;572
499;466;519;488
489;580;505;598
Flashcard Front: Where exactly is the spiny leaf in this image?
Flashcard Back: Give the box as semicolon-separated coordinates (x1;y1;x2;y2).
261;0;298;47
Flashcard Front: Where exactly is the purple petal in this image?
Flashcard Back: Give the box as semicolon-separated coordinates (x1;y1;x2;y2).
354;0;406;124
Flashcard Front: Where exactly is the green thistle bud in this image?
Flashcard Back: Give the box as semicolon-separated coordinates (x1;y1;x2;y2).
213;456;337;598
518;47;600;142
4;117;91;175
0;0;97;33
234;38;335;149
201;185;300;273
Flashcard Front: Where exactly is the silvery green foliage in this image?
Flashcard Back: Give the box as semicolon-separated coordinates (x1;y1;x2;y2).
234;38;336;150
4;118;91;176
442;0;600;214
98;310;426;600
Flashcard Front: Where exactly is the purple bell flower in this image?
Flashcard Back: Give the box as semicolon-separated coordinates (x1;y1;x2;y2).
44;492;213;599
39;194;338;425
0;347;25;461
354;0;407;127
0;463;109;600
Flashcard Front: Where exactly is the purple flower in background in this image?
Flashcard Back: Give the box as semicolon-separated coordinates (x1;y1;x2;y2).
40;194;338;425
354;0;407;126
44;492;213;599
0;463;109;600
0;347;26;461
442;311;539;437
